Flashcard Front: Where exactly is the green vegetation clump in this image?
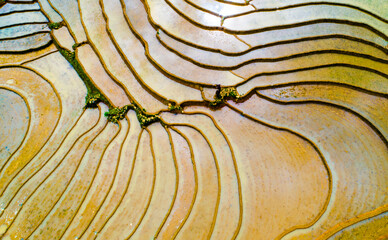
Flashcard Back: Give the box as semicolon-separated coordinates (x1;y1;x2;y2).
84;93;102;109
104;105;131;123
210;86;240;107
72;41;88;50
221;16;225;25
168;103;182;112
58;47;75;60
136;111;160;127
132;104;161;127
219;87;240;98
48;21;65;30
104;103;160;126
210;98;223;107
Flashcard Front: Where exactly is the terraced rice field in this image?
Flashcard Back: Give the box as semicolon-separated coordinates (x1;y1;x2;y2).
0;0;387;239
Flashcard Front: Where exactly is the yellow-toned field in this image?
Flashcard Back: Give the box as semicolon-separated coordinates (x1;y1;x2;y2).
0;0;387;239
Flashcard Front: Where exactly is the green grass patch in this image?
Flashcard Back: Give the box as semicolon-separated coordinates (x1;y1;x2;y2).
210;86;240;107
48;21;65;30
104;105;131;123
105;103;161;127
168;102;182;112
